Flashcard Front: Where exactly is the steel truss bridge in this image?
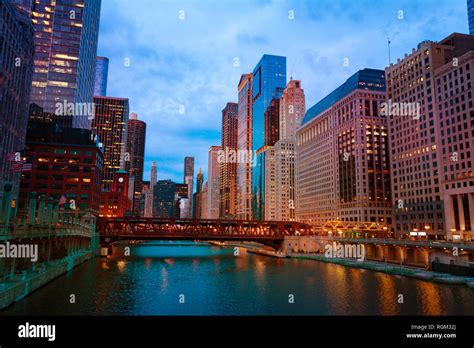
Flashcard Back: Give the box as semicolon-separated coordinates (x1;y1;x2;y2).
97;217;311;249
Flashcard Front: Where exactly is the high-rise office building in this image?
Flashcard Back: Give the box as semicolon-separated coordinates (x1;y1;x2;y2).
387;33;474;241
94;56;109;97
207;146;221;219
146;161;157;217
126;112;146;215
193;168;204;218
0;0;34;204
275;79;306;221
264;98;280;147
236;73;253;220
141;180;150;217
91;96;129;191
469;0;474;35
251;54;286;220
296;69;391;231
153;179;176;218
200;182;208;219
20;0;102;129
220;102;238;218
183;156;194;218
264;147;276;220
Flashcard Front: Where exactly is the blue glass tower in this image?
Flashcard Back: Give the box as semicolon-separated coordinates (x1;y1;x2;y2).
469;0;474;35
251;54;286;220
94;56;109;97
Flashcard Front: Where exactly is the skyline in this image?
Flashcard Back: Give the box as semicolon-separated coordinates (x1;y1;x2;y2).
97;0;470;184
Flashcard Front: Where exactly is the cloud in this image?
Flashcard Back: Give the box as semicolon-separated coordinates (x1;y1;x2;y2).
97;0;469;184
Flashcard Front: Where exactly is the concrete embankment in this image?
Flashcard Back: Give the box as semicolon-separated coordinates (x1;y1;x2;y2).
0;250;92;310
291;254;474;288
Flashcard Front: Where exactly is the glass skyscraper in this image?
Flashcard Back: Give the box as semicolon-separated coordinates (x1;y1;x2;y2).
251;54;286;220
21;0;102;129
469;0;474;35
94;56;109;96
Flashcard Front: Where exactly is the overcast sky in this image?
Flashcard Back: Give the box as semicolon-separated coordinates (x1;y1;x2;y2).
97;0;469;185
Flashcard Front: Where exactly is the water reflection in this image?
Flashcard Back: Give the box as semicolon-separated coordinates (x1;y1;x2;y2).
2;241;473;316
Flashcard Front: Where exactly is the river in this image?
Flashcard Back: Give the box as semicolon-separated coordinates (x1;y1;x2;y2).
2;241;473;315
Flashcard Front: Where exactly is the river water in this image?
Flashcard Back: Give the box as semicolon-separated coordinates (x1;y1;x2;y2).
2;241;474;315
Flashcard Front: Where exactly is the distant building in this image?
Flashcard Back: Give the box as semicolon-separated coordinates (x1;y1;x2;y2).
126;113;146;215
17;0;102;129
296;68;391;231
153;180;176;218
251;54;286;220
183;156;194;218
236;73;253;220
91;96;129;191
193;168;204;218
264;98;280;147
200;182;208;219
387;33;474;241
264;147;276;220
175;183;189;218
145;162;157;217
140;180;150;217
0;0;34;204
99;170;132;218
220;102;238;218
19;121;104;216
206;146;221;219
94;56;109;97
275;79;305;221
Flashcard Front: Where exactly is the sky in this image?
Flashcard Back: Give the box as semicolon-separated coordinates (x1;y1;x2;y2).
97;0;470;185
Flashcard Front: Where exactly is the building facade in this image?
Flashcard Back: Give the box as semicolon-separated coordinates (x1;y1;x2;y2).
274;79;306;221
251;54;286;220
94;56;109;97
387;33;474;240
220;102;238;218
0;0;34;204
183;156;194;218
19;121;104;216
263;147;276;220
153;179;176;218
126;112;146;215
193;168;204;218
206;146;221;219
99;170;132;217
296;69;391;233
91;96;129;191
236;73;253;220
21;0;102;129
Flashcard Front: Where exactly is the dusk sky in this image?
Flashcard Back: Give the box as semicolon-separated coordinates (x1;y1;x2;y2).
97;0;469;185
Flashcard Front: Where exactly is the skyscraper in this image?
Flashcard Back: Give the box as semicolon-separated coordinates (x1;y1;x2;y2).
145;162;157;217
207;146;221;219
91;96;129;191
153;179;176;218
296;69;391;231
387;33;474;241
0;0;34;204
22;0;102;129
264;98;280;147
469;0;474;35
126;113;147;215
183;156;194;218
236;73;253;220
94;56;109;97
220;102;238;218
193;168;204;218
251;54;286;220
275;79;305;221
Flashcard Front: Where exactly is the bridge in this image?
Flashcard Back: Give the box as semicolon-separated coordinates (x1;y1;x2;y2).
96;217;311;250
